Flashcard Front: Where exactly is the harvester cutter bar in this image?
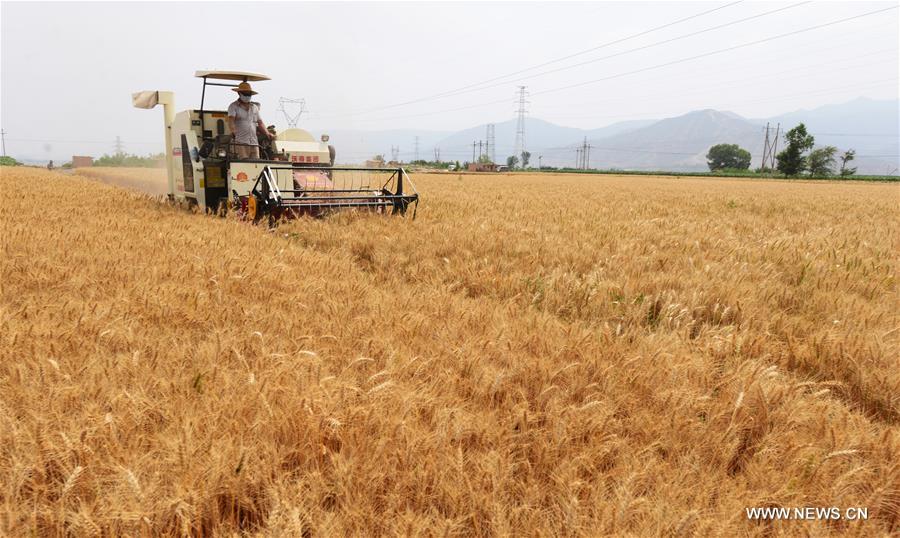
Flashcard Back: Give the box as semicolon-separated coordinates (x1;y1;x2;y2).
249;165;419;218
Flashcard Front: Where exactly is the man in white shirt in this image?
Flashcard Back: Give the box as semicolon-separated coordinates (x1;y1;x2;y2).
227;82;274;160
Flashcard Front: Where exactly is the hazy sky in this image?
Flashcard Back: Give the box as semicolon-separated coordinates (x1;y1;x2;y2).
1;1;898;160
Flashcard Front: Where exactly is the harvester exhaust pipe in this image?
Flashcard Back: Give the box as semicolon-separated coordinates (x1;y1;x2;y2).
132;90;176;198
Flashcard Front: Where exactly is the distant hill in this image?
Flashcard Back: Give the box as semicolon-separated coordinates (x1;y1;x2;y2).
585;119;659;140
537;99;898;174
564;109;763;171
433;118;585;162
432;117;658;163
315;97;899;175
325;128;451;165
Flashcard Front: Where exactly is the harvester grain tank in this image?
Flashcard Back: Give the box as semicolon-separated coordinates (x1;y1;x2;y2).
132;70;418;220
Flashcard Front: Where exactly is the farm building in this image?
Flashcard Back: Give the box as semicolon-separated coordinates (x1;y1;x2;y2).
467;162;499;172
72;156;93;168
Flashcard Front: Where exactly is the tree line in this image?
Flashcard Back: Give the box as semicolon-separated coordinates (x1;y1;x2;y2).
706;123;856;177
93;152;166;168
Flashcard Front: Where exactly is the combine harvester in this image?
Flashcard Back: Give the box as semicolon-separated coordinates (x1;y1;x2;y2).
133;70;418;221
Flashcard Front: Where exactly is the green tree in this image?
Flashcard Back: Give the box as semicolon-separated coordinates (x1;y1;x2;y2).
506;155;519;168
706;143;752;171
776;123;815;177
521;151;531;168
477;154;493;164
839;149;857;177
0;156;21;166
807;146;838;176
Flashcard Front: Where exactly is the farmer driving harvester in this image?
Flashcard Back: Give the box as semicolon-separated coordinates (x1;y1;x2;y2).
227;82;274;160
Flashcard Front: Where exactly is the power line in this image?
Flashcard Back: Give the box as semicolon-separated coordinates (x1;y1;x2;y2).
426;1;812;100
310;1;745;119
472;1;744;88
304;16;892;126
809;132;900;137
323;6;899;126
538;47;899;118
532;4;899;97
4;138;159;145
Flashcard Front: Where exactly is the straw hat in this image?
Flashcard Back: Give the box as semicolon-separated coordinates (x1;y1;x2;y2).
232;82;258;95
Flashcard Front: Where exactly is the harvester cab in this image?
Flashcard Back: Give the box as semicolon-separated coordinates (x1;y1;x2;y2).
133;70;418;219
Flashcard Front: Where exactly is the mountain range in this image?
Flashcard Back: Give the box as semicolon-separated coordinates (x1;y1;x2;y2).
327;98;898;175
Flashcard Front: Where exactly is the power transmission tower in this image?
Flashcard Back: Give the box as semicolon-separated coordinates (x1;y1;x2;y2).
391;146;399;162
513;86;528;165
433;147;441;162
486;124;496;163
277;97;307;128
1;129;6;157
770;123;780;169
414;136;420;162
760;122;781;171
114;136;125;155
575;137;593;170
538;155;542;169
760;122;772;169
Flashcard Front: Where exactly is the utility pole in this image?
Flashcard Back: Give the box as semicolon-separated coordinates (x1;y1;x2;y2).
538;155;542;170
486;123;496;163
414;136;420;162
576;137;593;170
473;140;477;163
114;136;125;156
1;129;6;157
760;122;772;170
513;86;528;165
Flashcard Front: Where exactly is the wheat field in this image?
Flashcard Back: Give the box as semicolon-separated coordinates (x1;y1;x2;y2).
1;166;898;537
